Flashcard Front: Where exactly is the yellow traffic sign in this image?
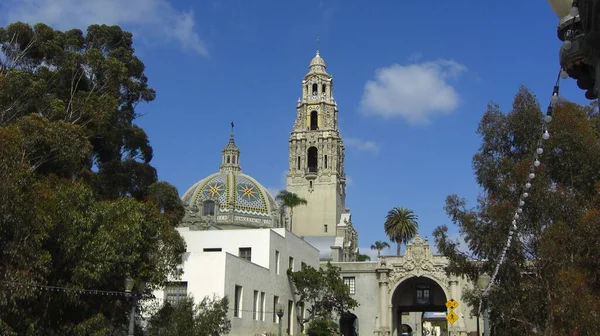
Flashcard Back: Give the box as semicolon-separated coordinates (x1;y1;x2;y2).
445;298;459;310
446;311;459;324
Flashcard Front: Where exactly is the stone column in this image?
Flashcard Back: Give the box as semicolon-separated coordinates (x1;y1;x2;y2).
376;267;391;336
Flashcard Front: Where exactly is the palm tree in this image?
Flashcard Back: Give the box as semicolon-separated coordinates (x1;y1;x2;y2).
275;190;307;231
370;241;391;258
383;207;419;256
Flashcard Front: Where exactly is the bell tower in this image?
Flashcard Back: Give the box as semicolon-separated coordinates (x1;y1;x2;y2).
285;49;347;237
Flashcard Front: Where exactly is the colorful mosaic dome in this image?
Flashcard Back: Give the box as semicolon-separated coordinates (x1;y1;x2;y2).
181;171;277;218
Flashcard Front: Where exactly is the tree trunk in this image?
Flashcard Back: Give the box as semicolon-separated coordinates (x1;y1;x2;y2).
397;243;401;256
289;208;294;232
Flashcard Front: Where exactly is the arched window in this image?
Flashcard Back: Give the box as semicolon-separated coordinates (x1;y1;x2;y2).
322;84;327;94
324;155;328;168
310;111;318;130
232;155;236;164
227;155;230;163
307;147;318;173
203;200;215;216
312;83;318;95
297;156;301;170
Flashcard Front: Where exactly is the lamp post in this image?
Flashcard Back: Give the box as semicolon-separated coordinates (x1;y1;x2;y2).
548;0;600;103
124;276;136;336
276;304;285;336
477;273;491;336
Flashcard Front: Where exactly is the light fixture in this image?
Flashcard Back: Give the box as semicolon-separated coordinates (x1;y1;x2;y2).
547;0;574;18
125;276;135;292
477;272;491;290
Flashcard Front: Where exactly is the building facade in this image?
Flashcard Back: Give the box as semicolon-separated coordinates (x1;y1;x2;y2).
331;236;479;336
285;50;358;263
151;227;320;336
156;49;482;336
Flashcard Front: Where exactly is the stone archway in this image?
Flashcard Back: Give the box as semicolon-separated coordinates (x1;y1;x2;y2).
340;312;358;336
391;276;448;336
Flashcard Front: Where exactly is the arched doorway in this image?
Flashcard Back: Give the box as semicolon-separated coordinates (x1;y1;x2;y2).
391;276;448;336
339;312;358;336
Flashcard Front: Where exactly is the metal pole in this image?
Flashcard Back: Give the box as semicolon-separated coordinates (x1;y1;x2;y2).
278;316;283;336
482;296;490;336
128;295;135;336
596;58;600;108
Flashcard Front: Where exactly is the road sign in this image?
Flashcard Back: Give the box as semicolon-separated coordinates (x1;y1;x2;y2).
446;311;459;324
445;298;459;310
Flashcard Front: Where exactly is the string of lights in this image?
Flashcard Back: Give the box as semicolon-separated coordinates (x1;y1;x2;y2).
0;280;293;315
481;69;561;297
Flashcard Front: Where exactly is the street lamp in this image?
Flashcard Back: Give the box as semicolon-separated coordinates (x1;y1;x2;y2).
124;276;136;336
548;0;600;102
477;273;491;336
276;304;285;336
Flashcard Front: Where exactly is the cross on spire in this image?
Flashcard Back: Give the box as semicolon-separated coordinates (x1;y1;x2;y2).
316;34;320;56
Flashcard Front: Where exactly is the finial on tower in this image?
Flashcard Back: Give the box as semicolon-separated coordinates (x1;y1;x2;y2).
230;121;235;142
316;34;320;56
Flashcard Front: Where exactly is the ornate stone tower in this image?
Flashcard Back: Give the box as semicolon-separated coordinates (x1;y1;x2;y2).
285;50;347;237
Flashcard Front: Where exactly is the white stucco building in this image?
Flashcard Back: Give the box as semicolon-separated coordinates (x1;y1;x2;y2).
152;227;319;336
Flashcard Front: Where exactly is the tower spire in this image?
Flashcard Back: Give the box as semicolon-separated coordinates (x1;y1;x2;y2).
220;122;241;172
316;34;320;56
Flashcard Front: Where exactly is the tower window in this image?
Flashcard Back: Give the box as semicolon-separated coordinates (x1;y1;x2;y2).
232;155;236;164
297;156;301;170
324;224;328;233
227;155;230;163
322;84;326;94
310;111;318;130
324;155;328;168
312;83;318;95
307;147;318;173
203;200;215;216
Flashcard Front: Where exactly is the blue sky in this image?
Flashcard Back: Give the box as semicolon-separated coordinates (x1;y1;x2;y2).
1;0;591;259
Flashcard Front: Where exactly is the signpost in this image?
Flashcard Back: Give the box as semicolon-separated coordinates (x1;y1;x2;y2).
445;299;460;325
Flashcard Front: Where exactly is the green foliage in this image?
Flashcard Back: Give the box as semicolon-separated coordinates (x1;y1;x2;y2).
146;295;231;336
370;240;390;258
433;86;600;335
383;207;419;255
287;262;358;325
356;254;371;261
0;21;185;335
275;190;307;230
306;318;338;336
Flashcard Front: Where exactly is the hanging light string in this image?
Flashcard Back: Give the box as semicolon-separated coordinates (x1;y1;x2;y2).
0;280;299;316
0;280;143;297
481;69;560;297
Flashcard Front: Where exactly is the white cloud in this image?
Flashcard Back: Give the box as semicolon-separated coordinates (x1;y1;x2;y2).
359;59;467;125
0;0;208;56
344;137;380;154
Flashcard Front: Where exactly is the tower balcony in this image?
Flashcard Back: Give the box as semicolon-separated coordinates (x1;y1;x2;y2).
305;166;318;179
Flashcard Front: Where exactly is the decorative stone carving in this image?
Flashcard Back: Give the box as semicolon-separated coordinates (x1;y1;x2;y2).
387;235;449;292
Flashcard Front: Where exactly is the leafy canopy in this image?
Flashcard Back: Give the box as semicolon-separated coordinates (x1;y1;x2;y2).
0;21;186;335
383;207;419;255
146;296;231;336
433;86;600;335
287;262;358;325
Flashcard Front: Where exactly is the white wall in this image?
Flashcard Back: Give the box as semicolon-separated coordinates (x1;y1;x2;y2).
150;228;320;336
